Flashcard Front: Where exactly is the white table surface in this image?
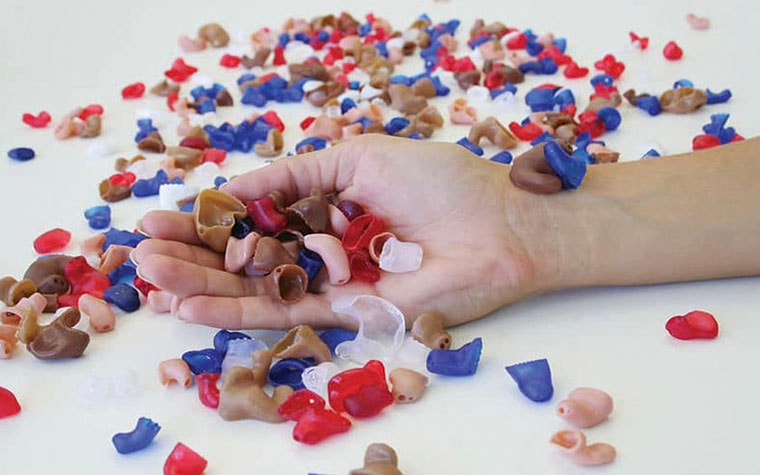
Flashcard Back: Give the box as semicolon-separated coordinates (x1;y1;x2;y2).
1;0;758;473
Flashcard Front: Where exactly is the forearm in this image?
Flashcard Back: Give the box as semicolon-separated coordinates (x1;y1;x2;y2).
546;137;760;289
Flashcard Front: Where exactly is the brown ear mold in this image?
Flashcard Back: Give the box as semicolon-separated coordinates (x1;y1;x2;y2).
198;22;230;48
23;255;72;296
271;325;332;363
248;237;297;275
264;264;309;304
509;143;563;194
659;87;707;114
410;312;452;350
349;443;403;475
468;116;518;150
217;365;292;423
27;309;89;360
286;189;329;233
194;188;247;253
0;277;38;306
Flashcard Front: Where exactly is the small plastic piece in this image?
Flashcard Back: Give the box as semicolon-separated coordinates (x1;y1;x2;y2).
663;41;683;60
550;429;616;466
164;442;208;475
196;373;221;409
84;205;112;230
194;188;247;253
665;310;719;340
328;360;393;418
8;147;36;161
292;406;352;445
303;233;351;285
269;358;313;389
301;361;341;396
332;295;406;363
426;337;483;376
245;196;287;233
277;389;325;421
272;325;332;364
265;264;309;304
78;294;116;333
341;213;385;252
411;312;452;350
350;443;402;475
112;417;161;454
33;228;72;254
378;236;423;273
0;386;21;418
27;312;90;360
505;358;554;402
389;368;428;404
103;283;140;312
686;13;710;30
218;365;293;422
122;82;146;99
221;338;267;375
543;141;587;190
182;348;223;374
557;387;614;428
213;329;252;355
23;111;52;128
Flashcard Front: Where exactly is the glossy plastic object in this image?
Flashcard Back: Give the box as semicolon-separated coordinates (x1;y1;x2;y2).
543;141;587;189
0;386;21;418
277;389;326;421
557;387;614;428
293;406;352;445
78;294;116;333
196;373;221;409
8;147;35;161
550;429;616;466
182;348;223;374
351;442;402;475
164;442;208;475
245;196;287;233
301;361;341;397
426;337;483;376
159;358;193;388
221;338;267;375
389;368;428;404
23;111;51;128
122;82;146;99
27;311;90;360
332;295;406;363
104;283;140;312
505;358;554;402
327;360;392;418
33;228;72;254
342;214;385;252
194;188;247;253
217;365;292;422
265;264;309;304
269;358;313;389
411;312;451;350
375;236;423;273
663;41;683;60
84;205;112;230
112;417;161;454
213;329;252;355
60;256;111;306
665;310;719;340
319;328;357;355
303;233;350;285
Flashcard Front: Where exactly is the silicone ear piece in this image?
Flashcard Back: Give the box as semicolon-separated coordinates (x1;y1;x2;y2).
550;429;616;466
557;387;613;428
332;295;406;364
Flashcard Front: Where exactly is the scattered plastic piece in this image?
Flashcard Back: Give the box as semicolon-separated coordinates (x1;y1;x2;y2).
22;111;52;128
213;329;252;355
389;367;429;403
318;328;357;355
332;295;406;363
505;358;554;402
278;389;325;421
122;82;146;99
301;361;341;396
7;147;36;162
705;88;732;105
84;205;112;230
686;13;710;30
112;417;161;454
426;337;482;376
182;348;223;374
196;373;221;409
490;150;513;164
103;283;140;312
663;41;683;60
550;429;616;466
378;236;423;273
269;358;313;390
665;310;719;340
0;386;21;418
33;228;71;254
544;141;587;189
411;311;452;350
164;442;208;475
557;387;614;428
328;360;393;418
158;358;193;388
292;406;352;445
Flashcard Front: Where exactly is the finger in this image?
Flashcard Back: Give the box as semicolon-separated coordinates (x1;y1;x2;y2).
222;135;365;203
132;239;225;269
138;254;262;298
138;210;203;246
175;294;350;330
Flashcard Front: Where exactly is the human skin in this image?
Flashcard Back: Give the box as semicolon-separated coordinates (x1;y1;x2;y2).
132;134;760;330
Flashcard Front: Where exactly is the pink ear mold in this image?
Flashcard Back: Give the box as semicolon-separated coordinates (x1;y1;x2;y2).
557;387;613;428
0;325;19;359
224;232;262;274
158;358;193;389
448;98;477;125
686;13;710;30
78;294;116;333
550;429;616;466
389;368;428;404
303;233;351;285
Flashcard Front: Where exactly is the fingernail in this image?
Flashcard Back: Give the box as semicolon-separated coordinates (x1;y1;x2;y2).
135;218;151;237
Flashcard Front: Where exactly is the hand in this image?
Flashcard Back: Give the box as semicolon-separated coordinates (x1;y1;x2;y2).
133;135;554;330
